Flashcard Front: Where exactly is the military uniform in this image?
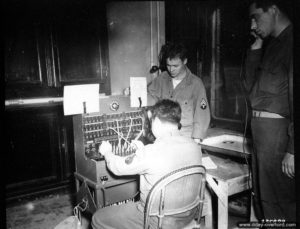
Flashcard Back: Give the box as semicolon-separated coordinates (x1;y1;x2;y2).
147;68;210;140
244;25;295;220
91;131;202;229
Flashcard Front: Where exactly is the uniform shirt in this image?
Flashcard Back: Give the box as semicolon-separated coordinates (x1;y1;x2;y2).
147;68;210;140
244;25;293;154
104;130;202;211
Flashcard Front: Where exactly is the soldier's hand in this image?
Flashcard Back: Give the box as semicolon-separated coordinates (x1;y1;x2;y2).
99;141;112;157
282;152;294;178
193;138;202;144
250;18;263;50
131;140;144;150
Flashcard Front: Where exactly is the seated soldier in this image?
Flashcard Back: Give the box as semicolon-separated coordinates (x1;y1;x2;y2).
92;99;202;229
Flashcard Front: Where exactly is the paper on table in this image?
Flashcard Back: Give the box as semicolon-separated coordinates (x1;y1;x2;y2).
130;77;147;107
202;156;218;169
63;84;99;115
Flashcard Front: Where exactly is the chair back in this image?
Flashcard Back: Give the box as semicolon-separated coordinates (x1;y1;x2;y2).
144;165;206;229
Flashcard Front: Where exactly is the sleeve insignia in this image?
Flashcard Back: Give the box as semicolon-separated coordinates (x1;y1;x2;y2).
200;98;207;110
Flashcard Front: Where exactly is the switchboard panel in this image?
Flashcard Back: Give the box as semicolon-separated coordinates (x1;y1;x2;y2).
73;95;149;209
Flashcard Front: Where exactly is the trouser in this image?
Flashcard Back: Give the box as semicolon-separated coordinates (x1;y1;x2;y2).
91;201;196;229
251;117;296;221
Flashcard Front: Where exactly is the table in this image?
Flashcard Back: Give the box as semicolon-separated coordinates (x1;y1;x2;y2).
204;152;252;229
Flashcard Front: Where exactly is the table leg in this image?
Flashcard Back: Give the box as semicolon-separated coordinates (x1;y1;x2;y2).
217;181;228;229
206;175;229;229
205;188;213;228
75;176;80;191
250;194;258;222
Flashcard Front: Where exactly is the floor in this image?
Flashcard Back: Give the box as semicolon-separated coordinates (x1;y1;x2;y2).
6;189;249;229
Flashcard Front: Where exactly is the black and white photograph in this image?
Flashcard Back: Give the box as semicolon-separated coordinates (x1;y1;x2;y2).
4;0;296;228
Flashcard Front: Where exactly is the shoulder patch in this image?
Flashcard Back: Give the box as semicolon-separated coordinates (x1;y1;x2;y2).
125;154;136;164
200;98;207;110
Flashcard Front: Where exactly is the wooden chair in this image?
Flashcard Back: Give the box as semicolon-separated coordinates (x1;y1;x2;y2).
144;165;206;229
